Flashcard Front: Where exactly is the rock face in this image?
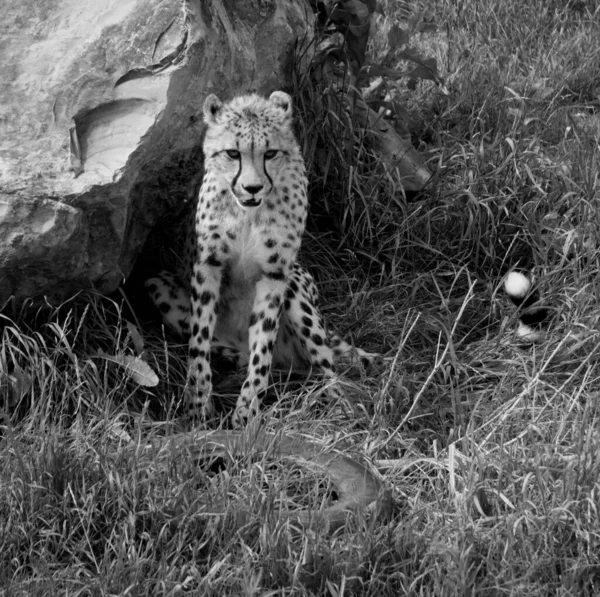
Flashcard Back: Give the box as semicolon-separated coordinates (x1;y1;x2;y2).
0;0;314;305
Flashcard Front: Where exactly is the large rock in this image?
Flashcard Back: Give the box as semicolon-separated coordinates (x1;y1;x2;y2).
0;0;314;304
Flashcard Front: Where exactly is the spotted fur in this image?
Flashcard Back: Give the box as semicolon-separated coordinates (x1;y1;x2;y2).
146;91;376;427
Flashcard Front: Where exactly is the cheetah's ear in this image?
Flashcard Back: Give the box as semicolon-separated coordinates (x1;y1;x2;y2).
269;91;293;119
203;94;222;125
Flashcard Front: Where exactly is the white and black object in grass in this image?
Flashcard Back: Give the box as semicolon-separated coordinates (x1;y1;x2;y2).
504;271;549;343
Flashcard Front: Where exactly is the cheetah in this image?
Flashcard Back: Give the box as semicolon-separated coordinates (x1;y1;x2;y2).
504;271;550;342
146;91;375;427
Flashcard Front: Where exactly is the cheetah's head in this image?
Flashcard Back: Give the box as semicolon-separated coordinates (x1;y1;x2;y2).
202;91;299;210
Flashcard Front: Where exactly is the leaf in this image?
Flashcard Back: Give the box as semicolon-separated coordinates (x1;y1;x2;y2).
126;320;145;355
363;0;377;12
387;25;409;48
342;0;371;19
345;26;370;69
406;61;440;83
96;350;159;387
329;5;351;26
117;355;159;387
395;49;443;84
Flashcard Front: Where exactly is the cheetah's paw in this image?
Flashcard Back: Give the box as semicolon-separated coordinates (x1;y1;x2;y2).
231;394;260;429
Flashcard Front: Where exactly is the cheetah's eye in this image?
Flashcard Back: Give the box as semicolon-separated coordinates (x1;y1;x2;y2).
225;149;240;159
264;150;278;160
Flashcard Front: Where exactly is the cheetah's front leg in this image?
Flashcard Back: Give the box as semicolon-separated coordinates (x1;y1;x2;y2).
232;275;286;427
187;260;222;421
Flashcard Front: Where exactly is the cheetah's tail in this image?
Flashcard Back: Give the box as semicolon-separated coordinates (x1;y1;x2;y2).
329;333;382;368
145;272;191;337
504;271;550;343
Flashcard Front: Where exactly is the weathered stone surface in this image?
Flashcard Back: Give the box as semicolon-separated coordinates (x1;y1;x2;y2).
0;0;313;305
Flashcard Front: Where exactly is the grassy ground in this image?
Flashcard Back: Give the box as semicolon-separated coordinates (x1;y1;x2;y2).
2;0;600;595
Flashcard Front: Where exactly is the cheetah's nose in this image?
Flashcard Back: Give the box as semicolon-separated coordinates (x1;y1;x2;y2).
243;184;264;196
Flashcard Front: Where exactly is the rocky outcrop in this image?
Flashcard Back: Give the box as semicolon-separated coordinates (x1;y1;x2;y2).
0;0;314;304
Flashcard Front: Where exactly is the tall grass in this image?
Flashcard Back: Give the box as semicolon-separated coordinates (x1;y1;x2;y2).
2;0;600;594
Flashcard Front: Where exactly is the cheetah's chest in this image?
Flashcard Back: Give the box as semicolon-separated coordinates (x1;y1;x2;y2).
213;222;271;350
